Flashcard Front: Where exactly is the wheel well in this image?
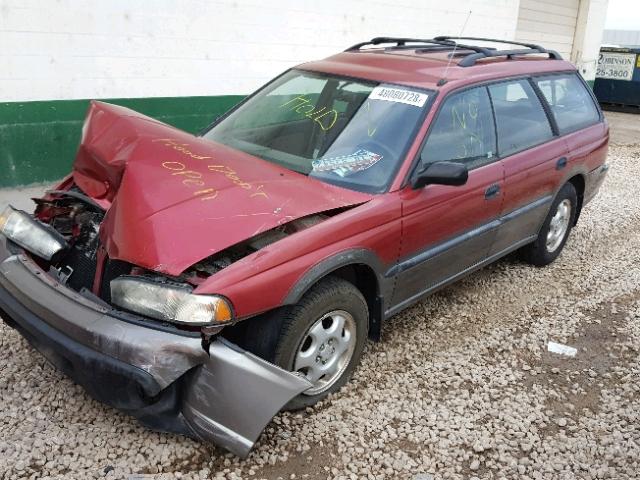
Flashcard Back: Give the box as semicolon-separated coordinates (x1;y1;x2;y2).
567;174;585;225
329;264;383;341
221;263;384;349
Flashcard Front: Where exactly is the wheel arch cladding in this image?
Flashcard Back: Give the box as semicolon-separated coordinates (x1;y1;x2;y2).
567;174;585;225
330;263;383;341
283;249;388;341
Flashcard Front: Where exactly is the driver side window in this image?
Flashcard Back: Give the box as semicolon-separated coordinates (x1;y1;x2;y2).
421;86;497;169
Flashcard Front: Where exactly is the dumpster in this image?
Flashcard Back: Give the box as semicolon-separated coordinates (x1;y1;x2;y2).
594;47;640;110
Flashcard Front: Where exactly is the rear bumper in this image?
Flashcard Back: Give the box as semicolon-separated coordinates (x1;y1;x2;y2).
0;236;311;457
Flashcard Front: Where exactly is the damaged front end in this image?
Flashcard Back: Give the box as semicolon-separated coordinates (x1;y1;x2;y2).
0;219;312;456
0;101;370;455
0;203;311;457
0;132;333;459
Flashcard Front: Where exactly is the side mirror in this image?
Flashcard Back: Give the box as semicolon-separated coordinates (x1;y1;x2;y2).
411;161;468;189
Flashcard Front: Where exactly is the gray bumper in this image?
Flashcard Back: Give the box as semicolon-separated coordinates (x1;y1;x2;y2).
0;236;311;457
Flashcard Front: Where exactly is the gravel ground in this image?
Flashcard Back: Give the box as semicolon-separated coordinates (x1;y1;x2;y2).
2;143;640;480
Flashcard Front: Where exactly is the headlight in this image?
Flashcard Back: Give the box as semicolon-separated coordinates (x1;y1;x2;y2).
0;206;67;260
110;276;233;326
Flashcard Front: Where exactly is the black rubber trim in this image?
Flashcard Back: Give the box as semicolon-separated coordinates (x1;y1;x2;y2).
385;219;500;278
385;234;537;317
283;248;390;304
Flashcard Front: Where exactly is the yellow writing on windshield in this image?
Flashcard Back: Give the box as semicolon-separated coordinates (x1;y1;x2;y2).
366;101;377;137
279;95;338;131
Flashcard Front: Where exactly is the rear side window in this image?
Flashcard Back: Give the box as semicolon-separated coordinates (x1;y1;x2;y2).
535;73;600;134
488;80;553;157
421;86;497;169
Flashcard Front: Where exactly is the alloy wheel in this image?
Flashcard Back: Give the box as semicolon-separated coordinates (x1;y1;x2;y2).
546;199;572;253
293;310;357;396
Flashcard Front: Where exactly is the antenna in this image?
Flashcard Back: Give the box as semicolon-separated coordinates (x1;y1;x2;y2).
440;10;472;85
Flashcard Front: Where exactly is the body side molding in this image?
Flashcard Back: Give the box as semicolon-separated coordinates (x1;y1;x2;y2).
385;235;537;317
387;194;554;279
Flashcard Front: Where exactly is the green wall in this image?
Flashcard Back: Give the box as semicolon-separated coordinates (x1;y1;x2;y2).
0;95;245;188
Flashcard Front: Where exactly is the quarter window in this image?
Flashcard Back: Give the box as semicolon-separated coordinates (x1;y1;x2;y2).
421;86;497;169
488;80;553;157
535;73;600;134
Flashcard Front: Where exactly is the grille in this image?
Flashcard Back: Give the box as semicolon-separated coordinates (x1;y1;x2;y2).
60;234;100;293
57;238;131;302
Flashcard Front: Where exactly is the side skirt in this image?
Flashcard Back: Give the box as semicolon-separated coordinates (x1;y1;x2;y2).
384;235;537;318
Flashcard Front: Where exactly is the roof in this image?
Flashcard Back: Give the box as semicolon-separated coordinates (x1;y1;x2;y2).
298;44;577;92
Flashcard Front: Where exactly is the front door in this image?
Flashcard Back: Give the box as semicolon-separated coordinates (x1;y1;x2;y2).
390;85;504;311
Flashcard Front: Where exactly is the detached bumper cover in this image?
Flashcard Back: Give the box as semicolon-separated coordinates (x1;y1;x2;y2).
0;236;311;457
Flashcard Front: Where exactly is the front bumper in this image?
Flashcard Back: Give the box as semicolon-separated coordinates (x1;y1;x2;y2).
0;236;311;457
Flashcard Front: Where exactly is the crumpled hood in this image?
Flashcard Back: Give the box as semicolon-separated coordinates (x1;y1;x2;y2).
72;101;371;275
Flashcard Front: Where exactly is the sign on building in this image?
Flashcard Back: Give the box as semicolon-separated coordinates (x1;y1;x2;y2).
596;51;637;81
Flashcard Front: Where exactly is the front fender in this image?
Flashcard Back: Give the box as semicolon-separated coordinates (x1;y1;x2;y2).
282;247;390;304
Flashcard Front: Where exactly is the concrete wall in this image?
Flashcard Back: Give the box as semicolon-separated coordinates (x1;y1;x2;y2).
514;0;609;85
515;0;580;60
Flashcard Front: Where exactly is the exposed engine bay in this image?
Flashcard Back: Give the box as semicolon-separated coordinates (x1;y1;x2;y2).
32;184;328;307
185;213;328;282
34;187;110;296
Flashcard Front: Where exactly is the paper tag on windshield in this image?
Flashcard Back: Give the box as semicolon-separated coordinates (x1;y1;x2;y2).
369;86;428;107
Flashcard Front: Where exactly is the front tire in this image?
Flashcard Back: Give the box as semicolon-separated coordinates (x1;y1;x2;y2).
521;182;577;266
233;277;369;410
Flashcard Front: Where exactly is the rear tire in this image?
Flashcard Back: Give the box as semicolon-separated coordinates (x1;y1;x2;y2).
521;182;577;266
233;276;369;410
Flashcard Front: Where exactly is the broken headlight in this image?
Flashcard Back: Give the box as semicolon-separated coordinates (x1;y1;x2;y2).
110;276;233;326
0;205;68;260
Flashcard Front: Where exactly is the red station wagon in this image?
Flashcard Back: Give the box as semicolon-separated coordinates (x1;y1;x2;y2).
0;37;609;456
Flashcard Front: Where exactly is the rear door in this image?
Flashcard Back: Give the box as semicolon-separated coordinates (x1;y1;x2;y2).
487;78;568;256
391;86;504;310
533;72;607;185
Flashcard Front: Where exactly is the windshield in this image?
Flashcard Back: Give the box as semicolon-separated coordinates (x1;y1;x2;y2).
203;70;431;193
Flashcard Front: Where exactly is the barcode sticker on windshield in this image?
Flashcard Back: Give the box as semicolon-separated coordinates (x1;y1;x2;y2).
369;86;428;107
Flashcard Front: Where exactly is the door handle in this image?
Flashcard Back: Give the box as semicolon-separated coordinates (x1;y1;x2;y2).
485;184;500;199
556;157;568;170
